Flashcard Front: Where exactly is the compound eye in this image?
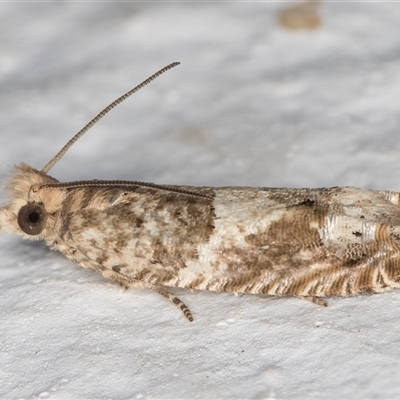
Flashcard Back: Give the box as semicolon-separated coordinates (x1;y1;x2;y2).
17;203;47;235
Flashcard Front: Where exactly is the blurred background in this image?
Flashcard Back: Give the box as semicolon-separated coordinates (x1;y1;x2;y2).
1;2;400;399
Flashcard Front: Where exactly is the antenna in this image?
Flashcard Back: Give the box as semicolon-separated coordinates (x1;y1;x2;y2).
41;62;180;174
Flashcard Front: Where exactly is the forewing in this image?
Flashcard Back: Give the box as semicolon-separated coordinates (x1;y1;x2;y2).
50;184;400;297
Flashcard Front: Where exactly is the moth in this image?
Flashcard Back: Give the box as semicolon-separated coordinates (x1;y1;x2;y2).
2;62;400;322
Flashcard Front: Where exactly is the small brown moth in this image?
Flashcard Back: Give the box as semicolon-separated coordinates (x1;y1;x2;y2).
1;62;400;321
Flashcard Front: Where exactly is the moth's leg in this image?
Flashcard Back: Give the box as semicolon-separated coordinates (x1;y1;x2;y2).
101;269;132;290
148;284;193;322
301;296;328;307
101;269;193;321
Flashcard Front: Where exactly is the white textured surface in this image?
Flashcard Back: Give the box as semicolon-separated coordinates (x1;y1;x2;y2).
1;3;400;399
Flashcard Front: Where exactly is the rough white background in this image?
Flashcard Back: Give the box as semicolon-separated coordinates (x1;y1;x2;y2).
1;2;400;400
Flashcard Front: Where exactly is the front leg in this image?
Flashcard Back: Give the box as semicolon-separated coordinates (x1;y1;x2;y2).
147;283;193;322
102;268;194;322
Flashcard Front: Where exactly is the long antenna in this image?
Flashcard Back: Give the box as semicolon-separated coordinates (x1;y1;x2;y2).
42;61;180;174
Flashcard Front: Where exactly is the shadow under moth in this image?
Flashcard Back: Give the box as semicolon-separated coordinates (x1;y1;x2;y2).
2;62;400;321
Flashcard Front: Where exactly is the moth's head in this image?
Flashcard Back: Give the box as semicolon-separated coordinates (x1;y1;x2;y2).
0;63;180;240
0;163;60;240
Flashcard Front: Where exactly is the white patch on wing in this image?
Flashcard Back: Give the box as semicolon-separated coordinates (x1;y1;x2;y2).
178;190;288;286
362;221;376;242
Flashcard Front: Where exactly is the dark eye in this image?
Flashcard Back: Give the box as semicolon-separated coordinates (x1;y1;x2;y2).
17;203;48;235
